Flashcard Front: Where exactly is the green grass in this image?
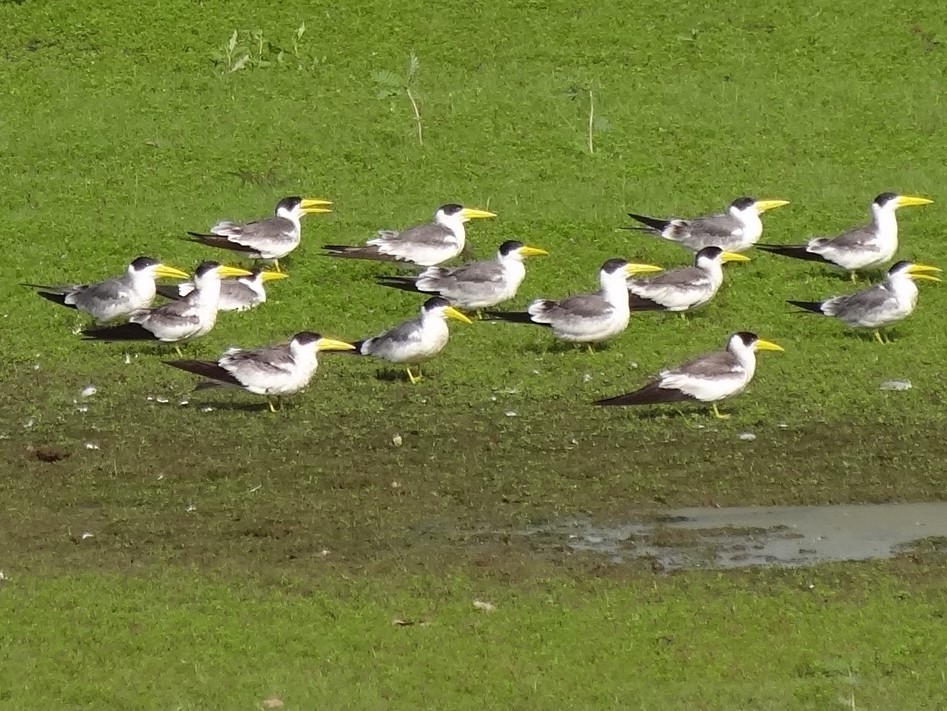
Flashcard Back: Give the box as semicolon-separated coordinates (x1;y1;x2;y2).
2;0;947;706
2;563;946;709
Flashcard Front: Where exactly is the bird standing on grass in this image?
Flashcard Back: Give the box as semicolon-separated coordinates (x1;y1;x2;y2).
164;332;355;412
156;267;288;312
787;260;941;344
757;193;933;282
322;203;496;266
187;196;333;272
595;332;784;419
349;296;472;384
627;246;750;316
375;240;548;316
624;197;790;253
81;261;253;356
486;258;663;351
24;257;190;324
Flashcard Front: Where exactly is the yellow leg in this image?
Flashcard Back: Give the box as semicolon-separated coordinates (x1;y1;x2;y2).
850;271;859;284
406;366;420;384
873;330;886;345
476;310;484;320
712;403;731;420
679;312;688;321
273;260;282;273
587;344;595;355
268;398;278;413
174;345;184;357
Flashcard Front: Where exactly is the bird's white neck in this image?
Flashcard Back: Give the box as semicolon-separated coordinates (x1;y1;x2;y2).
699;259;725;288
437;214;467;248
193;276;223;312
600;271;631;312
277;206;304;233
732;206;763;240
871;203;899;243
290;341;320;374
127;269;157;301
498;253;527;288
887;273;919;307
729;339;758;381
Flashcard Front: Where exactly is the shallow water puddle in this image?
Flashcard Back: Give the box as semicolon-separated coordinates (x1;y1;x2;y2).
521;502;947;570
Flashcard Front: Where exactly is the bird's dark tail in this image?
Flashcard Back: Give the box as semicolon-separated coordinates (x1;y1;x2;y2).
375;275;422;293
321;245;405;263
595;380;692;407
786;299;826;315
756;244;829;263
164;359;242;388
185;232;258;254
28;289;76;309
627;292;668;311
82;322;156;341
155;285;185;301
626;213;671;233
483;311;544;326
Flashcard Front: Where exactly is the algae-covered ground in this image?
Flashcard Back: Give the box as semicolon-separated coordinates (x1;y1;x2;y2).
2;0;946;707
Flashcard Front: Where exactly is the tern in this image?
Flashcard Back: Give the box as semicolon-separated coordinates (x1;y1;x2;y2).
350;296;472;383
156;268;288;312
23;257;189;324
187;196;332;271
81;262;253;355
625;197;790;253
486;259;663;350
164;332;354;412
628;246;750;315
787;260;941;344
375;240;548;316
595;332;784;419
322;204;496;266
757;193;933;281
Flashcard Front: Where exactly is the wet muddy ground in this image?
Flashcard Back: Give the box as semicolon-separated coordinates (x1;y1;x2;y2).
518;502;947;570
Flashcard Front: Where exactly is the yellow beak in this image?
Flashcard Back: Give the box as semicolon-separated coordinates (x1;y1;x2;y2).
624;262;664;276
755;339;785;353
301;198;333;214
906;262;942;282
316;338;356;352
721;251;751;264
217;266;255;278
460;207;497;220
445;306;473;324
753;199;791;213
517;246;549;257
154;264;191;280
895;195;933;208
259;270;290;282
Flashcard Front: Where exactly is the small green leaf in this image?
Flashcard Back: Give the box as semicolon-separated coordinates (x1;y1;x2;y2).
371;69;401;87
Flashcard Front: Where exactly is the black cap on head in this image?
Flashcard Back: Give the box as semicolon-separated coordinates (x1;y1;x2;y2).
423;296;452;310
888;260;912;274
601;258;630;274
873;192;899;207
437;204;464;216
730;197;756;210
292;331;322;346
276;196;303;212
194;261;222;278
498;240;525;256
130;256;160;271
733;331;759;348
695;246;724;262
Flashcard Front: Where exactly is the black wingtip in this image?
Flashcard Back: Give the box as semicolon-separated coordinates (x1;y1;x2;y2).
756;244;829;264
627;292;667;312
81;322;155;341
155;285;184;301
483;311;539;325
627;212;670;232
32;290;75;309
595;381;692;407
375;276;422;293
786;299;826;315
